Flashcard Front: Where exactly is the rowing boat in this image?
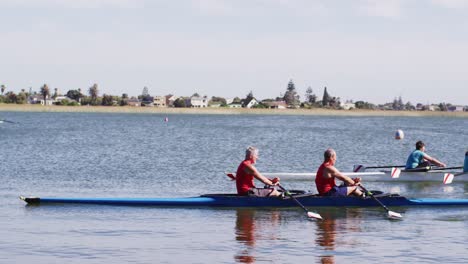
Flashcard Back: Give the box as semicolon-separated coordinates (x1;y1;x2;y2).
19;193;468;207
256;170;467;182
380;169;467;182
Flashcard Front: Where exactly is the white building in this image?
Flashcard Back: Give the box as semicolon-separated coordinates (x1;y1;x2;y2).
341;102;356;110
228;103;242;108
245;98;258;108
190;96;208;108
153;96;167;107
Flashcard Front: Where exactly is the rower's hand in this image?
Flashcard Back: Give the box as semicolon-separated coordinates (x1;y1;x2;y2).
353;177;362;185
440;163;446;168
271;177;280;186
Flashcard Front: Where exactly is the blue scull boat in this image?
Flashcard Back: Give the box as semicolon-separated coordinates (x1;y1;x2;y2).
19;193;468;207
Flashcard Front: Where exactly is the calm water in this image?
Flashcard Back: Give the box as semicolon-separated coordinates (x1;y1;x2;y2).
1;112;467;263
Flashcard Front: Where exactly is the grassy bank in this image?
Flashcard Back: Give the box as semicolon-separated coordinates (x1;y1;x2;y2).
1;103;467;117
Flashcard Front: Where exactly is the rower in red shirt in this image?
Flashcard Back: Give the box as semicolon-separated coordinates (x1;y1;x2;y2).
315;148;365;198
236;146;281;197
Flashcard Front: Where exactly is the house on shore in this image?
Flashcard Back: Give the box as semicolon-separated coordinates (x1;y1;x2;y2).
153;96;167;107
127;98;141;107
188;96;208;108
263;101;287;109
244;98;258;108
28;94;53;105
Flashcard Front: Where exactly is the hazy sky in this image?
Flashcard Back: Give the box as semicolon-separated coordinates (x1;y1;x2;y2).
1;0;468;104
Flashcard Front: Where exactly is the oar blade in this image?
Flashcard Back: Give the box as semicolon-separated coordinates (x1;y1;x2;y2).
391;167;401;178
225;172;236;181
387;210;403;219
443;173;454;184
307;211;323;220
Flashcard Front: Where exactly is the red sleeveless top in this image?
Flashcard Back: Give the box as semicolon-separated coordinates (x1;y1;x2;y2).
236;159;255;195
315;162;336;195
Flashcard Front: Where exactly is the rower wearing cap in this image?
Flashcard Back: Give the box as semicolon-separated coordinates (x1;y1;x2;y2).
236;146;281;197
405;141;446;169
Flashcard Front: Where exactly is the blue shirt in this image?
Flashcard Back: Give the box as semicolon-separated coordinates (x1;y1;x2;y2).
406;150;425;169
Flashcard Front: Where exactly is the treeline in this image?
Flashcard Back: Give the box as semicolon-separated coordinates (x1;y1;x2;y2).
0;81;464;111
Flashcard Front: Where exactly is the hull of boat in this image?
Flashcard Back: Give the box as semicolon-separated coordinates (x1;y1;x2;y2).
267;171;467;182
20;194;468;207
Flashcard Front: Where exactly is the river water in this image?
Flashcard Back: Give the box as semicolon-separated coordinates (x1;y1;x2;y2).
1;112;467;263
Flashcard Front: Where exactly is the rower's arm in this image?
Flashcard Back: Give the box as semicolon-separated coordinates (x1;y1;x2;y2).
423;153;446;167
244;163;278;186
330;167;359;186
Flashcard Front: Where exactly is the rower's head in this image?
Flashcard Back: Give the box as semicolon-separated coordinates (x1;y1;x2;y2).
245;146;259;163
416;141;425;151
324;148;337;164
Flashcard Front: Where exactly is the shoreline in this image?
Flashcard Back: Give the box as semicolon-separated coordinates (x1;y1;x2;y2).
1;104;467;117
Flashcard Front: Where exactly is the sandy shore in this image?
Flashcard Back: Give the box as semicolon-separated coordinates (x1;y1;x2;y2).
1;104;467;117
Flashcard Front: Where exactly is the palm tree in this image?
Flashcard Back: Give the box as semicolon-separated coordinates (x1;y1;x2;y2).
1;84;5;95
40;84;50;105
89;84;98;105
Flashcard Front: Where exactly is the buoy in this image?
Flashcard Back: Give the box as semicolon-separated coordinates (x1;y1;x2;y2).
164;117;168;122
395;129;404;140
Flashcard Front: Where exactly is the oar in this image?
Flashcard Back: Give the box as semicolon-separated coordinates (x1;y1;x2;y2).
353;164;405;172
227;172;385;177
0;119;17;124
359;185;402;219
277;184;322;220
443;172;468;184
225;172;322;220
430;166;463;171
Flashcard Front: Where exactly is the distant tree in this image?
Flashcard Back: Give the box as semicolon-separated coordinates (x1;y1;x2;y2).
243;91;254;107
101;94;114;106
88;84;98;105
139;86;153;102
283;80;300;107
355;101;376;109
173;98;186;107
16;90;27;104
120;93;129;106
66;89;83;102
405;101;414;111
322;87;331;107
209;96;227;106
329;96;341;108
0;84;5;95
5;91;17;104
52;88;58;99
142;87;149;97
305;86;317;104
40;84;50;105
439;103;448;111
232;97;242;103
392;96;405;110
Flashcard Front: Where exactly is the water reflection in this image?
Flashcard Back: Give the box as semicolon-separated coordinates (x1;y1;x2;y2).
315;208;364;264
234;209;280;263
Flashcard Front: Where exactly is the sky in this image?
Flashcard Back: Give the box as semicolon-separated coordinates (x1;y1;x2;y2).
1;0;468;105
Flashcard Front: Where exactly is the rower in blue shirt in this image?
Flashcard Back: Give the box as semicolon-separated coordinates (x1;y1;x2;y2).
405;141;446;169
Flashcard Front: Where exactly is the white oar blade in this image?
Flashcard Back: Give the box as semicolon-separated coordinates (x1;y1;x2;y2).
391;167;401;179
307;211;323;220
387;211;403;219
443;173;454;184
